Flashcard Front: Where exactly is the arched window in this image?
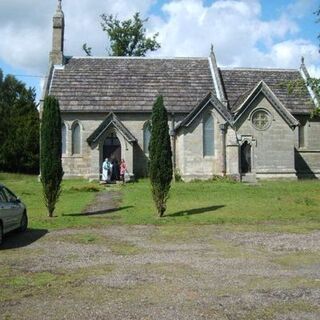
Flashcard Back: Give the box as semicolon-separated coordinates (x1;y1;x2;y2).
61;123;66;154
143;122;151;153
72;122;81;155
203;114;214;156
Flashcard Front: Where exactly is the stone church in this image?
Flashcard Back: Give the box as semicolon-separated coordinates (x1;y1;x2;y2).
41;1;320;181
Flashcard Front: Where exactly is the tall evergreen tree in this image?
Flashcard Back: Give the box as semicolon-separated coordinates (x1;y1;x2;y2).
0;69;39;173
40;96;64;217
149;95;173;217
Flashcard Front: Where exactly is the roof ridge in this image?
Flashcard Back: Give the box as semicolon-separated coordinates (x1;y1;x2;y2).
67;56;208;61
221;67;298;72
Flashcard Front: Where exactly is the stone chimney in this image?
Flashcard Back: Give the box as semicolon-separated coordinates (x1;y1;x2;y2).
49;0;65;65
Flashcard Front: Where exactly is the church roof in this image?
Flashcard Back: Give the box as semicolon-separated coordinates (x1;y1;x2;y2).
49;57;315;116
220;68;313;114
49;57;215;113
233;81;299;128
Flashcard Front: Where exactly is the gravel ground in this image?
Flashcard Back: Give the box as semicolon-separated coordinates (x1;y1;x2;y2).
1;192;319;319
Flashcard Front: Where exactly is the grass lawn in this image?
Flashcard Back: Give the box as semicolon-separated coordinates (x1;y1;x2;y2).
1;173;320;319
0;173;102;230
1;173;320;232
118;178;320;232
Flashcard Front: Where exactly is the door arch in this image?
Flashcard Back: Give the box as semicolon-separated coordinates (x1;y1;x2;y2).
241;141;252;174
102;132;121;181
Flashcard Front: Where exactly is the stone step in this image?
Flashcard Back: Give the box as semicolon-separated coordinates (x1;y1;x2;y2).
241;173;257;184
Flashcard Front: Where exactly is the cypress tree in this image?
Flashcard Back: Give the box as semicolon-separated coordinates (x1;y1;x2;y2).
149;95;173;217
40;96;64;217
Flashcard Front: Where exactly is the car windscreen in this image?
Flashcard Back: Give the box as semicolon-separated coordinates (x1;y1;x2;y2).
0;189;8;203
2;187;17;202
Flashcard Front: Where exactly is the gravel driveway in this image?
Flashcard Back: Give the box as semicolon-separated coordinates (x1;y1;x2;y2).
1;224;320;320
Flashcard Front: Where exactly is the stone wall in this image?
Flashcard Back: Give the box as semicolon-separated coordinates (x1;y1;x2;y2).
61;112;186;180
175;107;226;181
294;115;320;178
61;113;101;179
236;93;296;178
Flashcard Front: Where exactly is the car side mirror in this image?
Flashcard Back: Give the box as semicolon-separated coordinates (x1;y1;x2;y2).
15;197;21;203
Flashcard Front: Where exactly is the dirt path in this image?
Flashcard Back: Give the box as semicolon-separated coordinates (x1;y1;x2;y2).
81;190;122;215
1;224;320;320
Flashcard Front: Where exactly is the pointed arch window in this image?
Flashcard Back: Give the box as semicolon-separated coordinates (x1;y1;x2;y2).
61;123;67;154
143;121;151;154
72;122;81;155
203;114;214;156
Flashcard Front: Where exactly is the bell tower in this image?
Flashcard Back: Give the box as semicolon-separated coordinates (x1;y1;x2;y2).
49;0;65;65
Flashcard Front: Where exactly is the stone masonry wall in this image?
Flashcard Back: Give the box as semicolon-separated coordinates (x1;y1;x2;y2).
61;112;187;179
236;93;296;178
176;107;226;181
294;115;320;177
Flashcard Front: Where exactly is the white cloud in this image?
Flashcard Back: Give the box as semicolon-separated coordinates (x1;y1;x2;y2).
151;0;298;62
268;39;319;68
0;0;155;74
0;0;319;81
287;0;318;19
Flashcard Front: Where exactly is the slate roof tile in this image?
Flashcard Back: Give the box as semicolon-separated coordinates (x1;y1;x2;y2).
220;68;313;114
50;57;214;112
50;57;314;115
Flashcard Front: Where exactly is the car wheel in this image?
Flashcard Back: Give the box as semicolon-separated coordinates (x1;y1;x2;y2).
20;212;28;232
0;222;3;245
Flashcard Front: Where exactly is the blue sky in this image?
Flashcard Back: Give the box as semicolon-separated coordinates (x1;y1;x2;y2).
0;0;319;101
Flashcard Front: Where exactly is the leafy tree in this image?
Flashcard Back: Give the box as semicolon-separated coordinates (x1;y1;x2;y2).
0;69;39;173
40;96;64;217
149;95;172;217
83;12;160;56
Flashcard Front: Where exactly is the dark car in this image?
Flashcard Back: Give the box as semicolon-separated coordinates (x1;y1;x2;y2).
0;184;28;245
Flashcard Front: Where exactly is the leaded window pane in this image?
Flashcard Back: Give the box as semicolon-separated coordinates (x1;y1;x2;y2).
252;110;271;130
62;123;66;154
143;124;151;153
72;123;81;154
203;114;214;156
299;125;305;148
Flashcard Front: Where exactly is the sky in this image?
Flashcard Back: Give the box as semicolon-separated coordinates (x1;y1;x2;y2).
0;0;319;101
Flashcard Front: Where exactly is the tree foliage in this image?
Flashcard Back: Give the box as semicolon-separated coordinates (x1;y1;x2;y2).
40;96;64;217
83;12;160;56
149;95;172;217
0;69;39;174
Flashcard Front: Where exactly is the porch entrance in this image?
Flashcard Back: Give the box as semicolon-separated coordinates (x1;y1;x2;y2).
102;133;121;181
241;141;251;174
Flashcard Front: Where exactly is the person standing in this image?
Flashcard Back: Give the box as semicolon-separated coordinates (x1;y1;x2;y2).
102;158;111;183
120;159;127;184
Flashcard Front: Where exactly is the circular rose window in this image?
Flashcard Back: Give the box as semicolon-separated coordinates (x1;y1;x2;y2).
251;110;271;130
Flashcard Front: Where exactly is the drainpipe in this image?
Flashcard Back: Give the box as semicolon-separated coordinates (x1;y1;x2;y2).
170;113;176;180
219;123;227;176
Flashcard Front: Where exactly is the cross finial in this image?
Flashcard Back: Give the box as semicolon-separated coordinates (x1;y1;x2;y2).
57;0;62;10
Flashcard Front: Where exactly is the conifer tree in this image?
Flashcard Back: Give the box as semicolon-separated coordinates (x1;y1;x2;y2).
40;96;64;217
149;95;172;217
0;69;39;173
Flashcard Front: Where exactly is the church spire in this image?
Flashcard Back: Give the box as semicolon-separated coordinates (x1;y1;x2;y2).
49;0;65;65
